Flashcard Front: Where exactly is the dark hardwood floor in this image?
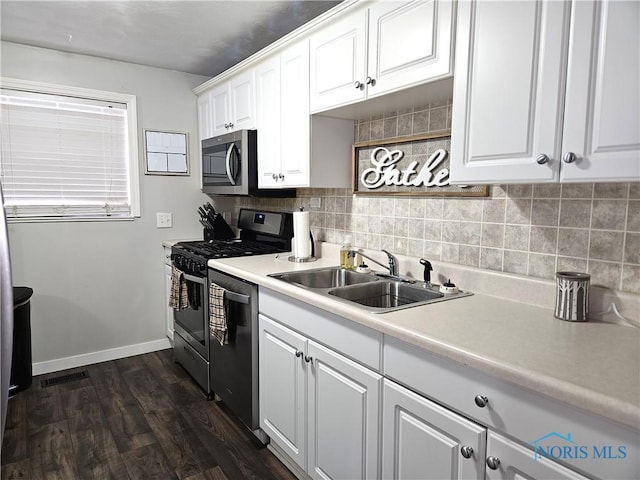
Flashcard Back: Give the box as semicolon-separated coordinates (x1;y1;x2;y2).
1;348;297;480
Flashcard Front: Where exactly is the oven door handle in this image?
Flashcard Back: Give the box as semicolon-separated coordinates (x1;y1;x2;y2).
225;290;250;305
183;273;206;285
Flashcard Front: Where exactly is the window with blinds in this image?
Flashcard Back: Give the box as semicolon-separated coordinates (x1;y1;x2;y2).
0;82;139;220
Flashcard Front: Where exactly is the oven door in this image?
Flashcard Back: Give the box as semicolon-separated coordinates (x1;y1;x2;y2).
173;272;209;360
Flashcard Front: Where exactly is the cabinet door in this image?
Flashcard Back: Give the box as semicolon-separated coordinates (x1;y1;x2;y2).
309;7;367;113
259;315;307;469
164;260;174;341
382;379;486;480
560;0;640;182
280;40;311;187
197;91;213;141
367;0;454;98
256;56;281;188
450;0;570;184
210;83;231;136
307;340;381;480
486;431;590;480
230;69;256;131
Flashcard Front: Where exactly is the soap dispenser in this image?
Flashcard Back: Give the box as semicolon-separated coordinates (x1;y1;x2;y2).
340;238;353;269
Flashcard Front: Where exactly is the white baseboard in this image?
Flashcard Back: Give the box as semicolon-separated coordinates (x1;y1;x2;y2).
32;337;172;376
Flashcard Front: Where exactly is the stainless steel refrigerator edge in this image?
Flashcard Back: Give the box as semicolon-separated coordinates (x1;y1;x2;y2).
0;184;14;442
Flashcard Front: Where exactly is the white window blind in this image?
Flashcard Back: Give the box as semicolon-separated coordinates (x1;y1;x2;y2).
0;85;138;220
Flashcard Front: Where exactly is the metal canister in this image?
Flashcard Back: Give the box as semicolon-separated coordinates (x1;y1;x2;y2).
554;272;590;322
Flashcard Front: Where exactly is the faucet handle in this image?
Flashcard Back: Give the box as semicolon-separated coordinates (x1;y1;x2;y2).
420;258;433;284
381;249;399;276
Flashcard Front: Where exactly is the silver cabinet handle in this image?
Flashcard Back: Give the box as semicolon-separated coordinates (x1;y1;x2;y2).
474;395;489;408
272;173;278;180
228;122;234;129
486;456;501;470
295;351;303;358
563;152;577;163
304;355;313;363
354;80;363;90
224;123;229;129
536;154;549;165
460;445;474;459
366;76;376;86
278;173;285;180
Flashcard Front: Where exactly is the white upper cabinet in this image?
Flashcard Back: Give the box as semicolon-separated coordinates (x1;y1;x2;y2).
197;90;213;140
368;0;455;98
310;0;455;113
450;0;640;184
208;68;256;137
560;0;640;182
256;39;354;189
255;55;282;188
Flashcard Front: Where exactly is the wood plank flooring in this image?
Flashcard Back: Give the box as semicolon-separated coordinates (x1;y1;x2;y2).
1;348;297;480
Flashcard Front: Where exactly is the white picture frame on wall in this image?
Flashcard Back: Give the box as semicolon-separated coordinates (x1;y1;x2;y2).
144;129;189;175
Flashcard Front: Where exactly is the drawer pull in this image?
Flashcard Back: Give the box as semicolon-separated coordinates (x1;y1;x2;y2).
460;445;474;458
474;395;489;408
486;456;501;470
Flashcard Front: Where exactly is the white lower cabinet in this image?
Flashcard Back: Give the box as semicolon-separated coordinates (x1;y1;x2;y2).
382;379;486;480
485;430;590;480
259;314;382;480
163;246;174;341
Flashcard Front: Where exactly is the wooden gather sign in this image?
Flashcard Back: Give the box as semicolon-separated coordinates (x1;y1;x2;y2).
352;132;488;196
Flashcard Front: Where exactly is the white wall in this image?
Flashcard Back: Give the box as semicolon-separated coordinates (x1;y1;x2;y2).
1;41;212;371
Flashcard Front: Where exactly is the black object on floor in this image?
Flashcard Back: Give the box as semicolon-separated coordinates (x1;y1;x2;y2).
40;370;89;388
9;286;33;396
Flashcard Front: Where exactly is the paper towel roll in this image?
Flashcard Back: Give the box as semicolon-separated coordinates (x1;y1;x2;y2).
293;210;311;258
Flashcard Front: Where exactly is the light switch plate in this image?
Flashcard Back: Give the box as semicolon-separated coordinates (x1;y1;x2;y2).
156;212;173;228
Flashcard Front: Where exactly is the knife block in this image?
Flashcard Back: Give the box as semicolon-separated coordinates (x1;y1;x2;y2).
204;214;235;241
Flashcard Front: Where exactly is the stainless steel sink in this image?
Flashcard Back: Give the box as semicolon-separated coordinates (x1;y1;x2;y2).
269;267;380;289
269;266;472;313
328;280;445;310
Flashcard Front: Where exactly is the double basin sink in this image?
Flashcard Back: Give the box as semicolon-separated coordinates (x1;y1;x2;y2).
269;266;471;313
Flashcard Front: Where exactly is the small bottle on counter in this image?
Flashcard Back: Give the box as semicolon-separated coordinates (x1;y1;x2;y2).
340;238;354;269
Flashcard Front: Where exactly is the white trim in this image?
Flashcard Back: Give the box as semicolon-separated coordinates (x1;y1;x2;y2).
0;76;141;218
192;0;360;95
32;338;171;375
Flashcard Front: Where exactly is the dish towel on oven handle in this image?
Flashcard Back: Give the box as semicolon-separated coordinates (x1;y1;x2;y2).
169;265;190;310
209;282;228;345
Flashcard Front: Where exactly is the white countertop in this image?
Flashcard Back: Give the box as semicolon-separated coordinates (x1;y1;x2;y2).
207;245;640;430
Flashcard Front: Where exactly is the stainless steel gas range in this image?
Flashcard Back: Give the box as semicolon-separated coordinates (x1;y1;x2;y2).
170;208;292;438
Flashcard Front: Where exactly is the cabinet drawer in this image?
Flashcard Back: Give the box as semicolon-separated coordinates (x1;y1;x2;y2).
174;333;209;393
260;288;382;372
384;336;639;479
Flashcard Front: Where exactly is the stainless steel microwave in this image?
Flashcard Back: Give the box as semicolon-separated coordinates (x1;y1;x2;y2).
201;129;294;197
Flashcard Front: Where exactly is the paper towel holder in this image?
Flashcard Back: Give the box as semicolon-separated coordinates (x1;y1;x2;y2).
288;231;317;263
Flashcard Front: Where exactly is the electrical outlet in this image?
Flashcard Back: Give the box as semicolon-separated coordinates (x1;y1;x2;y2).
156;212;173;228
309;197;322;209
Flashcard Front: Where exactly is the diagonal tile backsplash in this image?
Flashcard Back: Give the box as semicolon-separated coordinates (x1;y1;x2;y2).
232;103;640;294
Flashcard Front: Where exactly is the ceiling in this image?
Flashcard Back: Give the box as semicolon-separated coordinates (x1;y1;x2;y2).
0;0;341;78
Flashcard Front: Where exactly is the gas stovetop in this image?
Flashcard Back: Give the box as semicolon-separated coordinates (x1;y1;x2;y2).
171;208;294;276
175;239;287;259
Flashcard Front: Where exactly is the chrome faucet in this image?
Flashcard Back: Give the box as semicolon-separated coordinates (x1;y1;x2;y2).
350;249;399;277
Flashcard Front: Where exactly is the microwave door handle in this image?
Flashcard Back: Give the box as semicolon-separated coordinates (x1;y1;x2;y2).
225;143;237;186
225;290;249;305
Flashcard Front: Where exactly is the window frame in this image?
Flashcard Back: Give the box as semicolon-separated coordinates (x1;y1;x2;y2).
0;77;140;222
